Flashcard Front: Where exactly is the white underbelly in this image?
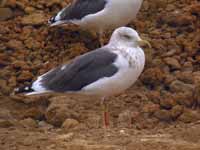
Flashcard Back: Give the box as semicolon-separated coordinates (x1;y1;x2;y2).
72;0;142;32
81;68;140;96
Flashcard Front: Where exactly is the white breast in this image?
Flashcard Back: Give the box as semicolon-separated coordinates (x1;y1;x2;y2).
81;48;145;96
72;0;143;32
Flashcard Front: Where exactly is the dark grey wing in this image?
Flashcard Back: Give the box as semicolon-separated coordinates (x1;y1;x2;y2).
60;0;107;20
40;49;118;92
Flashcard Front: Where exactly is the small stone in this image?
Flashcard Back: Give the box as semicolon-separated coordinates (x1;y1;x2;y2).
11;60;30;70
178;109;200;123
154;109;172;122
45;96;79;127
45;0;61;7
6;39;24;51
55;133;74;142
142;103;160;114
147;91;161;104
141;68;165;86
170;80;195;93
24;7;35;14
0;79;11;95
21;13;46;26
164;57;181;69
160;98;176;109
23;108;44;120
24;37;41;50
85;114;101;129
62;119;79;130
0;8;13;21
19;118;37;128
17;70;33;82
0;119;13;128
174;93;195;107
118;110;132;127
170;105;184;119
5;0;17;8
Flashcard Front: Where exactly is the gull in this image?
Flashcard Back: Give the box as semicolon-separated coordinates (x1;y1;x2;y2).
15;27;151;127
48;0;144;45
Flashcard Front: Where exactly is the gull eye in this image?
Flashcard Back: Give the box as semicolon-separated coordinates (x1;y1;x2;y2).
123;34;132;39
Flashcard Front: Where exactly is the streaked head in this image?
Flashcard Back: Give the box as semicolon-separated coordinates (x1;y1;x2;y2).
109;27;151;48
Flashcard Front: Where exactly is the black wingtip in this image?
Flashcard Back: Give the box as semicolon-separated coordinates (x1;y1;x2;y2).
14;85;34;94
48;16;56;24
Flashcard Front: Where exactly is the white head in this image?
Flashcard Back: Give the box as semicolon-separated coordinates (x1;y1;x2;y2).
108;27;151;48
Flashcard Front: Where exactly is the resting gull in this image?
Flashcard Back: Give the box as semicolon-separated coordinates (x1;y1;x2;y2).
15;27;151;127
48;0;144;45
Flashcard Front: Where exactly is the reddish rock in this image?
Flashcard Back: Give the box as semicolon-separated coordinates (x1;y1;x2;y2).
0;119;13;128
169;80;195;93
178;109;200;123
17;70;33;82
189;3;200;16
23;107;45;120
62;118;79;130
142;103;160;114
24;37;42;50
147;91;161;104
164;57;181;69
174;93;195;108
154;109;172;122
160;98;176;109
45;96;79;127
170;105;184;119
141;68;165;85
11;60;30;70
6;39;24;50
21;13;46;26
19;118;38;128
0;8;13;21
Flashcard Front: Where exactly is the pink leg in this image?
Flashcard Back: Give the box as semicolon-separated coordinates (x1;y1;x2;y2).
101;97;109;128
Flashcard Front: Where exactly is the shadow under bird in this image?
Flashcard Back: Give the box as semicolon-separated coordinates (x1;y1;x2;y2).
48;0;144;45
15;27;151;127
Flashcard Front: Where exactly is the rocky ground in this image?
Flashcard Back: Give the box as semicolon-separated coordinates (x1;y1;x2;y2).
0;0;200;149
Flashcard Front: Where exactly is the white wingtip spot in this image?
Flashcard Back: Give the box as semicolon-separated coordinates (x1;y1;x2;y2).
25;87;29;90
61;65;66;70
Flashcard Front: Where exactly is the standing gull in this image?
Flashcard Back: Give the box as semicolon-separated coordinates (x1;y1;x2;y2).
15;27;151;127
48;0;144;45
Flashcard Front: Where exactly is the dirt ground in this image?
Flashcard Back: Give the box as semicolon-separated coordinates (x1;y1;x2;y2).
1;0;200;149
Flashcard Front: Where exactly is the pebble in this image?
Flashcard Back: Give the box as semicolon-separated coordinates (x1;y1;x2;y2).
19;118;38;128
178;109;200;123
154;109;172;122
62;119;79;130
170;105;184;119
6;39;24;51
164;57;181;69
17;70;33;82
45;96;79;127
0;119;13;128
0;8;13;21
21;13;46;26
169;80;195;93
